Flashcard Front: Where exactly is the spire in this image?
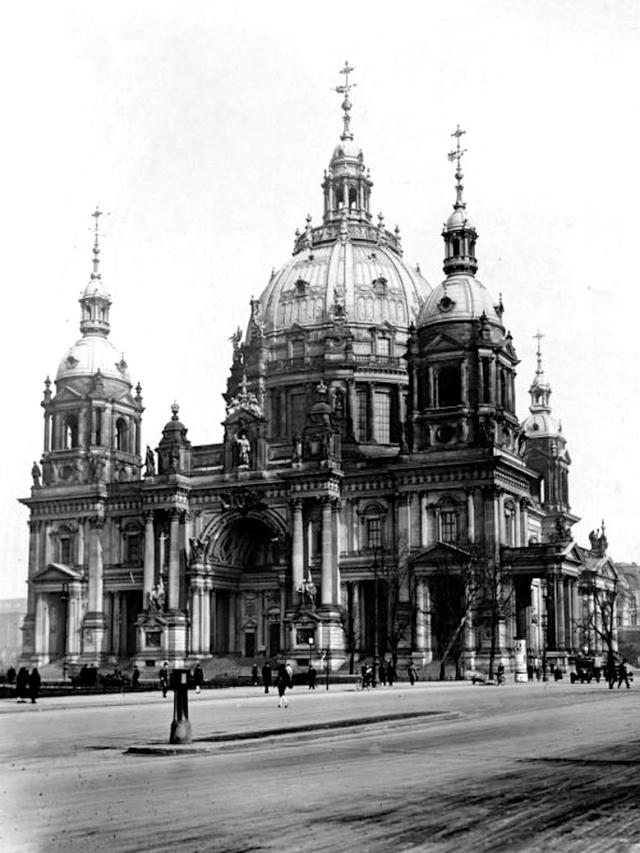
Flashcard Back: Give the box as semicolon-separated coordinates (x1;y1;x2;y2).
442;125;478;276
79;206;112;338
447;125;467;211
334;61;356;141
528;330;552;413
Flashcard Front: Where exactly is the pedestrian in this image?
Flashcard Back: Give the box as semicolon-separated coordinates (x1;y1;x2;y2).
16;666;29;703
132;667;140;689
193;662;204;694
262;661;272;694
308;665;317;689
527;663;534;682
535;666;541;681
159;661;170;698
553;665;562;682
496;663;505;685
28;667;41;704
276;662;291;708
407;663;418;685
251;663;259;686
378;659;387;686
605;655;617;689
617;658;631;689
387;660;396;687
6;666;16;684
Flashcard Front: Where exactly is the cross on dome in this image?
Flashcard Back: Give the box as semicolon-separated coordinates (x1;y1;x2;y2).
334;61;356;141
447;125;467;210
91;205;103;281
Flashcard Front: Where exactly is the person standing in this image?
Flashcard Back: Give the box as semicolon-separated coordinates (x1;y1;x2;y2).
193;662;204;694
28;667;41;704
276;662;291;708
407;663;418;685
132;667;140;689
6;666;16;684
16;667;29;703
159;661;170;698
378;660;387;686
251;663;259;686
605;655;616;689
262;661;272;694
308;665;317;689
387;660;396;687
617;658;631;689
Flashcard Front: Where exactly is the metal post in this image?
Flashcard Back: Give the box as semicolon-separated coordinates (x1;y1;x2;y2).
169;668;192;744
325;648;330;691
372;549;380;688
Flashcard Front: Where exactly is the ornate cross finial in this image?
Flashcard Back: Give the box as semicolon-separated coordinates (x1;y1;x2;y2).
534;329;545;375
91;205;103;280
447;125;467;209
334;61;356;141
171;401;180;421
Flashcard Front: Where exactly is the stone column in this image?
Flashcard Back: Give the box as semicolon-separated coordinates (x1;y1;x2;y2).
35;593;45;660
415;578;427;651
210;588;217;653
420;493;429;547
466;490;475;545
515;501;522;547
461;360;469;406
168;511;180;611
143;511;155;606
555;575;565;650
112;593;121;657
332;499;341;603
520;499;529;546
228;592;236;653
321;498;333;606
88;518;104;614
571;580;580;651
291;500;304;597
427;366;435;408
191;579;202;654
202;578;212;654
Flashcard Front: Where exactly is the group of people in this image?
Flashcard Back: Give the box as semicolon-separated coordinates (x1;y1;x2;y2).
254;660;298;706
12;666;41;704
360;659;416;688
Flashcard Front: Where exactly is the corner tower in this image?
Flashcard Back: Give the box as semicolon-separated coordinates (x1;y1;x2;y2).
407;127;520;455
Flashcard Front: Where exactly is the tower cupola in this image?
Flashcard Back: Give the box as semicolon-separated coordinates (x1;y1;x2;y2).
442;125;478;276
79;207;112;337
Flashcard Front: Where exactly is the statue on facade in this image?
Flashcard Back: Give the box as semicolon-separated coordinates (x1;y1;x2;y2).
292;432;302;462
31;461;41;488
297;577;317;609
235;432;251;467
148;577;166;612
145;445;156;477
189;536;209;564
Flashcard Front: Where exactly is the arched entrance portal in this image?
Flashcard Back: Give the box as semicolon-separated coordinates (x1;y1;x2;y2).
206;513;290;659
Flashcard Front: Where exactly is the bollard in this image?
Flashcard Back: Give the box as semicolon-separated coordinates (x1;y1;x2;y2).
169;668;192;744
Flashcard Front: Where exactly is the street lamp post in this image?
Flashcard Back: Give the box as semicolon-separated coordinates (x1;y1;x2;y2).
60;582;69;682
372;548;380;689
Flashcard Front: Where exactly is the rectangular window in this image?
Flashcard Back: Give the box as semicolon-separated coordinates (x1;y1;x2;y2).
377;337;390;357
290;393;306;436
270;392;281;438
291;339;304;359
126;534;141;565
356;390;368;441
440;511;456;544
373;390;391;443
60;538;71;565
367;517;382;549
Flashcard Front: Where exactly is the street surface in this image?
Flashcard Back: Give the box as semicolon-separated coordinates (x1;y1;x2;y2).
1;680;639;852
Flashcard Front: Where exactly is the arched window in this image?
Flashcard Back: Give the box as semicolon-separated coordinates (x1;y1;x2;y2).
116;417;128;452
64;415;79;449
438;364;461;407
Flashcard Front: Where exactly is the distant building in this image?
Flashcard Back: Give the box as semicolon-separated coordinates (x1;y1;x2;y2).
19;64;616;677
0;599;26;668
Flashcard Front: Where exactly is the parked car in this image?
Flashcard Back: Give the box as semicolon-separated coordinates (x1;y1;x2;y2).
568;656;602;684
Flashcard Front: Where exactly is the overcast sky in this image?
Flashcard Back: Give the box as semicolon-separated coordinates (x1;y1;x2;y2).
1;1;639;598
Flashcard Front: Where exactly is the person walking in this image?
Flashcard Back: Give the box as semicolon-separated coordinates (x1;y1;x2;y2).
6;666;16;684
605;654;617;689
16;666;29;703
617;658;631;689
407;663;418;685
193;662;204;694
308;665;317;689
378;659;387;686
159;661;170;698
262;661;272;694
28;667;41;704
251;663;259;686
132;667;140;689
276;662;291;708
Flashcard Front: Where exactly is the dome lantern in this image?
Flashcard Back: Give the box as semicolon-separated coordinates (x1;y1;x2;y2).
79;206;112;338
442;125;478;276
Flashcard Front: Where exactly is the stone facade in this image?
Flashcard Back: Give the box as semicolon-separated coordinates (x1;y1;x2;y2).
19;68;619;676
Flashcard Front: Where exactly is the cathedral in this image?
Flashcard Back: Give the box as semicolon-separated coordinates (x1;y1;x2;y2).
19;64;620;679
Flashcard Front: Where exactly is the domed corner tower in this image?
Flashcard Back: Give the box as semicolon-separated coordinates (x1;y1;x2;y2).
407;126;521;457
20;209;145;668
227;62;432;464
521;333;578;543
40;209;144;489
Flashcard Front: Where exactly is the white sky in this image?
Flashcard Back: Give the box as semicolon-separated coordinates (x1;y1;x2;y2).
1;0;639;598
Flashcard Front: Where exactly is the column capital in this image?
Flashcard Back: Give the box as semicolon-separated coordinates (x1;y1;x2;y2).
88;515;105;530
143;509;154;523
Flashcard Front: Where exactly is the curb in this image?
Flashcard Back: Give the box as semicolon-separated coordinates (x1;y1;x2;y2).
126;709;457;755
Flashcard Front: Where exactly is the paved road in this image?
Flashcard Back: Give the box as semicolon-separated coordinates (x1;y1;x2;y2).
1;681;638;852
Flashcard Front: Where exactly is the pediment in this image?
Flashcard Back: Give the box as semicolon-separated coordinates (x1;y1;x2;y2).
33;563;83;584
423;332;462;355
410;541;472;568
369;321;398;334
